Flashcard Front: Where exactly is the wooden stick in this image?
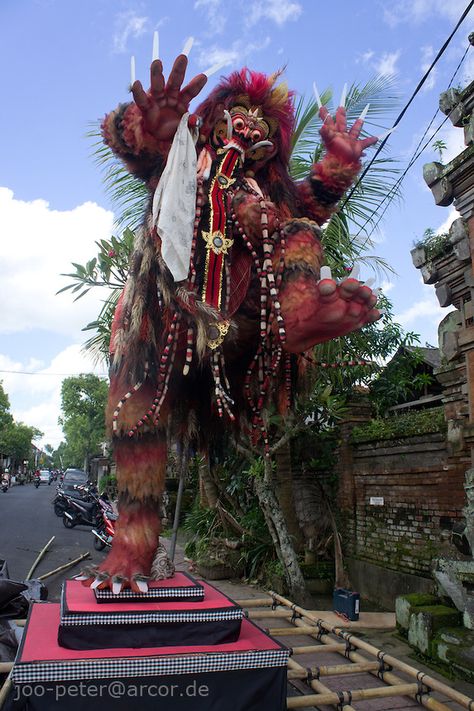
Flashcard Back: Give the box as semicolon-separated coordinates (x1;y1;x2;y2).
0;672;12;710
37;552;90;580
271;591;466;711
25;536;55;580
0;663;13;674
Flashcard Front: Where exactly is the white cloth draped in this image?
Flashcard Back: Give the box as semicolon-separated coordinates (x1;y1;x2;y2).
152;112;198;282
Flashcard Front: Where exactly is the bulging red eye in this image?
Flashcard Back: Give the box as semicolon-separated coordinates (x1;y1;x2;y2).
251;129;263;142
232;117;245;131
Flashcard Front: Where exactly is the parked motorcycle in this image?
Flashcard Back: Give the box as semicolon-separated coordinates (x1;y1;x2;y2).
62;485;111;530
34;478;40;489
91;498;117;551
1;476;9;493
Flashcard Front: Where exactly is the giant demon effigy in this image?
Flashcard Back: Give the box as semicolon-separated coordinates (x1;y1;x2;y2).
80;51;380;592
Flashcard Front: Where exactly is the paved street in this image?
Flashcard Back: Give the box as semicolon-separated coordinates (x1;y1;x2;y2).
0;481;103;600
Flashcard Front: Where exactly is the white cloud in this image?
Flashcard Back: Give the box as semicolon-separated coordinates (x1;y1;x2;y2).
436;208;461;235
420;46;436;91
196;36;271;71
194;0;227;35
374;51;400;76
395;281;455;342
0;188;114;339
357;50;374;64
2;345;108;449
113;11;148;53
380;280;395;294
246;0;302;27
383;0;470;27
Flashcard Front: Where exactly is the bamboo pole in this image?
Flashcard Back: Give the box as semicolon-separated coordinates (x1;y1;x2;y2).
246;609;291;618
288;657;357;711
291;643;346;654
0;663;13;675
288;660;380;679
25;536;55;580
287;681;422;709
270;590;471;711
235;598;274;607
37;552;90;580
268;624;322;636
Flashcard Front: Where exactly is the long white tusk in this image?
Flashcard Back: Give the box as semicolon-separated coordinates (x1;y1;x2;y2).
364;277;375;287
359;103;370;122
339;83;347;108
249;140;273;151
223;109;233;140
152;30;159;61
320;265;332;281
313;82;322;109
203;60;228;78
182;36;194;57
130;56;136;85
377;126;397;142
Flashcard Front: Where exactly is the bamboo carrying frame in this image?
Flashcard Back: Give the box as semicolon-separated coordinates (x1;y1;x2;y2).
1;590;473;710
234;591;474;711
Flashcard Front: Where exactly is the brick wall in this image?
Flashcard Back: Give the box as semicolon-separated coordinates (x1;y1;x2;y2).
338;432;468;576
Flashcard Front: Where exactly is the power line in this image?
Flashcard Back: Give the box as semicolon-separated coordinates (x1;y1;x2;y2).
354;40;470;243
340;0;474;217
0;369;108;377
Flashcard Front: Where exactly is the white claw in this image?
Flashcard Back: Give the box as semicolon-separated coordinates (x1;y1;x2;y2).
135;579;149;593
364;277;375;287
320;265;332;281
74;575;89;581
339;83;347;108
358;103;370;122
377;126;397;142
130;56;136;85
182;36;194;57
223;109;233;140
346;264;359;281
91;577;103;590
313;82;322;109
203;60;228;78
112;580;123;595
152;30;159;61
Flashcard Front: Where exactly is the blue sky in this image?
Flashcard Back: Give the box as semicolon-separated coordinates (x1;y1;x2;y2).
1;0;473;448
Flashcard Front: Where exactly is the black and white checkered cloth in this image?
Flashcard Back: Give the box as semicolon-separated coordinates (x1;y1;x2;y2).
12;649;289;683
60;609;244;626
95;585;204;601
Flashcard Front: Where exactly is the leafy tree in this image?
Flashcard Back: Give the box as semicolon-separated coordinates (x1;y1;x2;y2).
59;374;108;470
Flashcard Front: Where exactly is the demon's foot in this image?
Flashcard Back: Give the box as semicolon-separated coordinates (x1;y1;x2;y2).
281;266;380;353
76;499;166;593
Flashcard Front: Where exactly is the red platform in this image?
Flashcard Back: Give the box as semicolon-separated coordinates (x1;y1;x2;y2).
9;602;289;711
59;580;244;649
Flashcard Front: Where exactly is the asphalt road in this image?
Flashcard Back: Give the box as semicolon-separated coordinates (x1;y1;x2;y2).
0;481;104;601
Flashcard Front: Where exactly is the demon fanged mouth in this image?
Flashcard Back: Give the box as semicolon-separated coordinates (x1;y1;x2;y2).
212;104;274;161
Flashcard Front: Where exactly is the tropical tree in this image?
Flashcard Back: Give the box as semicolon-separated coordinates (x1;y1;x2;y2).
59;374;108;470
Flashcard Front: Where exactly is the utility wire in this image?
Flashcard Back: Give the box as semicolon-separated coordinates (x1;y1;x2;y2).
340;0;474;216
355;41;470;243
0;369;108;377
